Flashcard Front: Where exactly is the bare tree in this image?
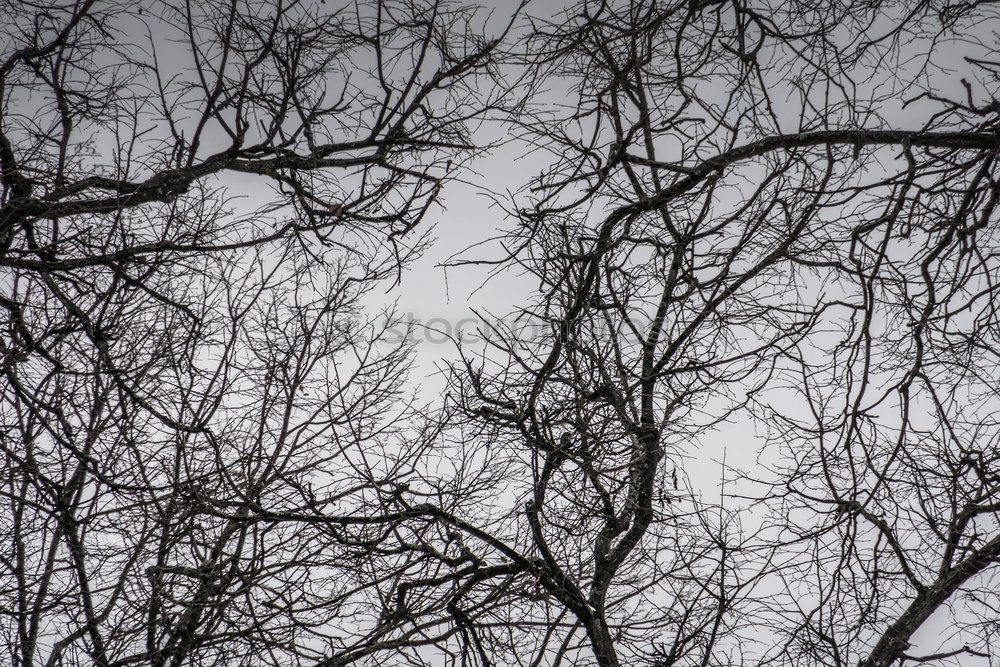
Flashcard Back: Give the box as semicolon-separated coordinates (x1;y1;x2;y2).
0;0;518;665
434;1;1000;666
7;1;1000;666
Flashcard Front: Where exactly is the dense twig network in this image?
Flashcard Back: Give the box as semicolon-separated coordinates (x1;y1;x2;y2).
3;1;1000;667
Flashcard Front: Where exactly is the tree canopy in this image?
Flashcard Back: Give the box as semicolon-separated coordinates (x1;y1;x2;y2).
3;1;1000;666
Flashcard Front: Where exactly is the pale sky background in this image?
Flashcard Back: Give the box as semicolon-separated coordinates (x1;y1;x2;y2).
4;0;990;660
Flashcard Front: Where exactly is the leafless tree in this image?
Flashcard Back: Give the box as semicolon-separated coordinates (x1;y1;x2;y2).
0;0;518;665
8;1;1000;666
436;1;1000;666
